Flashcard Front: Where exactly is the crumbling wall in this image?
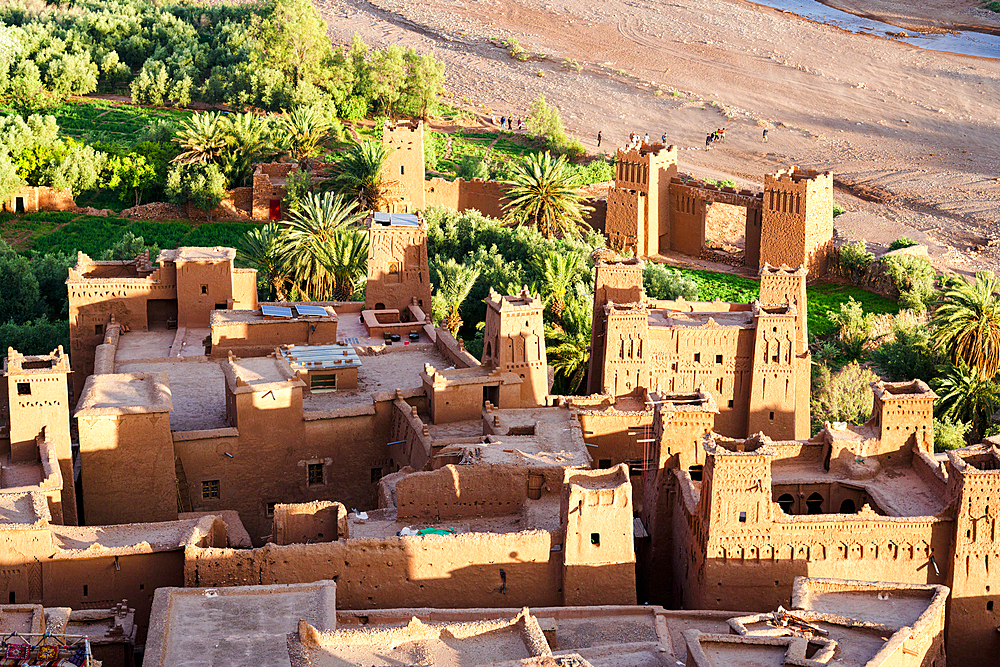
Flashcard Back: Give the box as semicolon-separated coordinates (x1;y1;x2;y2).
389;398;433;471
273;501;348;545
185;530;564;609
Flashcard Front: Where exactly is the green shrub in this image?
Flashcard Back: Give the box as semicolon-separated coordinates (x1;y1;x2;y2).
643;263;698;301
828;298;874;361
880;253;936;312
934;416;972;452
837;239;875;284
0;316;69;356
572;158;614;185
888;237;919;251
870;314;939;381
455;155;489;181
833;203;846;217
811;361;880;429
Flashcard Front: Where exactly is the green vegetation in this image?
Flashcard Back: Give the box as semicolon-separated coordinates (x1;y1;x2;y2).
983;1;1000;12
504;152;594;239
888;237;919;251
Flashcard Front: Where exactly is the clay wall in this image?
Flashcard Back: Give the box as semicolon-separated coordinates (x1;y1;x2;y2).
174;259;234;328
5;349;77;525
395;463;564;521
273;501;348;544
184;530;565;609
251;164;296;220
759;168;833;275
78;410;178;525
587;260;644;395
365;223;432;314
92;324;121;375
647;326;754;439
604;189;646;256
669;189;707;256
43;551;183;643
870;382;936;459
389;397;434;470
747;311;807;440
211;318;339;358
383;121;425;211
423;375;490;425
560;465;637;606
2;186;75;213
600;308;649;397
67;262;177;398
481;291;548;407
424;177;509;219
432;327;481;369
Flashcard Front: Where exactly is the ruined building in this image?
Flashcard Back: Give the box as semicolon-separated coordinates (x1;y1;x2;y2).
605;143;834;274
588;253;811;441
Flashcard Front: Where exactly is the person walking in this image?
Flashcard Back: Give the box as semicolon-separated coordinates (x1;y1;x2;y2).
500;115;507;130
597;130;602;147
706;133;713;148
762;127;769;143
661;133;666;144
518;117;523;130
643;133;650;145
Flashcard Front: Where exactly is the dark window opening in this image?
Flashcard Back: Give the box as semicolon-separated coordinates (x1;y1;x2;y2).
7;592;13;604
418;300;423;307
769;411;775;421
201;479;220;500
988;601;994;611
694;353;701;363
95;324;104;335
598;459;612;469
15;197;25;214
308;463;324;486
139;584;144;590
806;492;824;515
371;467;382;483
727;400;734;408
738;511;746;523
215;303;226;310
839;499;857;514
590;533;600;546
688;464;703;481
266;502;277;517
83;585;88;597
715;354;723;364
200;284;208;295
777;494;794;514
16;382;30;396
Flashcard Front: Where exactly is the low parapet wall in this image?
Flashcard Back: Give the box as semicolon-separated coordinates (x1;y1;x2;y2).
433;328;480;369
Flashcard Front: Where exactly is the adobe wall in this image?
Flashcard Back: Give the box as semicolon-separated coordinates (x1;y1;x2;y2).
424;177;509;220
389;398;434;471
587;258;645;395
43;551;184;644
78;410;178;525
604;189;646;255
366;223;432;314
668;188;707;256
383;120;426;211
252;163;296;220
273;501;348;545
2;186;75;213
184;530;565;609
432;327;481;369
759;168;833;275
210;318;339;358
395;463;565;521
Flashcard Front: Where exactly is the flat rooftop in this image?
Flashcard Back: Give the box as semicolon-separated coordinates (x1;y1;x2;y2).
349;495;563;538
74;372;173;417
769;458;947;517
158;247;236;263
303;347;452;411
145;582;337;667
650;309;755;328
114;361;226;432
280;344;361;370
371;211;420;227
476;407;591;468
0;492;47;527
49;516;217;555
211;306;338;326
114;330;176;361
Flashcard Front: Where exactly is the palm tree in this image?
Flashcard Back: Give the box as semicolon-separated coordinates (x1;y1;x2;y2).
931;271;1000;379
314;228;370;301
533;250;583;323
545;295;592;394
330;140;400;211
238;224;289;301
933;362;1000;441
282;192;365;299
173;112;228;165
283;106;331;168
431;258;480;335
504;151;593;239
222;112;279;187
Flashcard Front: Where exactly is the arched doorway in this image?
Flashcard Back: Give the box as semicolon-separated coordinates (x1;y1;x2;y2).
839;499;857;514
777;494;794;514
806;492;824;515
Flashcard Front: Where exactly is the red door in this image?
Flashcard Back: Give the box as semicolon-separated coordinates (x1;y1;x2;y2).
269;199;280;220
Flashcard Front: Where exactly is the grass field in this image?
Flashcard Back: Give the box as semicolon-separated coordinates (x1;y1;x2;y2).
1;99;194;141
674;267;899;341
1;212;262;257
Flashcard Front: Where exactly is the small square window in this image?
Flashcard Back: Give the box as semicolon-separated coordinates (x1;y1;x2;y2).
389;262;401;275
727;399;734;408
266;502;277;517
371;467;382;483
201;284;209;295
201;480;220;500
739;511;747;523
16;382;30;396
693;353;701;363
715;354;723;364
95;324;104;336
769;411;775;421
307;463;324;486
591;533;600;546
598;459;612;469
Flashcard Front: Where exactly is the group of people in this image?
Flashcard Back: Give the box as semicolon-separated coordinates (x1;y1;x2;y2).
705;127;728;148
496;115;523;131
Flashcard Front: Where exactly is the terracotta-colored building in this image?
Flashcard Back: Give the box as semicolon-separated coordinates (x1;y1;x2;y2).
603;143;834;274
588;253;811;441
2;186;75;214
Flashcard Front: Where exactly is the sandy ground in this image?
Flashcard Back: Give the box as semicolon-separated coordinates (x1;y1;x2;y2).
821;0;1000;35
317;0;1000;274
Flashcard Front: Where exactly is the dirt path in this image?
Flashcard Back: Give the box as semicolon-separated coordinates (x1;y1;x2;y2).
317;0;1000;273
